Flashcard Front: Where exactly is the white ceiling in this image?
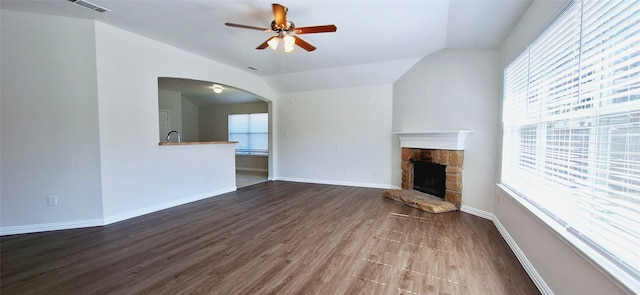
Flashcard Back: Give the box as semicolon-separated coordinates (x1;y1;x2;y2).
1;0;537;92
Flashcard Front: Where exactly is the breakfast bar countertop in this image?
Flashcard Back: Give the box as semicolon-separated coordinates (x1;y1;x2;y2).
159;141;238;146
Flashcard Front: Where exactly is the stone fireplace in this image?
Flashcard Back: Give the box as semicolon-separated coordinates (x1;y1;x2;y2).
386;130;472;212
401;147;464;208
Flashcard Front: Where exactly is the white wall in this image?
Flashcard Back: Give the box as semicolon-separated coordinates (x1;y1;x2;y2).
0;10;103;229
93;22;275;222
496;188;627;294
276;85;393;188
236;155;268;172
393;49;501;212
157;90;200;142
0;10;277;232
158;89;182;140
495;1;629;294
180;96;199;142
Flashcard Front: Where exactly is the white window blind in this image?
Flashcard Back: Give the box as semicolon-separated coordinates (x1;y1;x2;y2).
502;0;640;286
228;113;268;154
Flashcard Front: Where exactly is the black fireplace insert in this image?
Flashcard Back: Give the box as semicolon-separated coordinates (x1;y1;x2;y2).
413;161;446;199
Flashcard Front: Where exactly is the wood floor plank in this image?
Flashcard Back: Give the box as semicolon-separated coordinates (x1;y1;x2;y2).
1;181;539;294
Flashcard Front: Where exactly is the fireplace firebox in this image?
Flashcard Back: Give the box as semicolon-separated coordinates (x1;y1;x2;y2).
412;161;446;199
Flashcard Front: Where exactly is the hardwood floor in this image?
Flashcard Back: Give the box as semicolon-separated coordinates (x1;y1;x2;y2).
236;170;268;188
1;181;539;294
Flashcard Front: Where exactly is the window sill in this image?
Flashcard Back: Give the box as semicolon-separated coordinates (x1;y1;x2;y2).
496;183;639;294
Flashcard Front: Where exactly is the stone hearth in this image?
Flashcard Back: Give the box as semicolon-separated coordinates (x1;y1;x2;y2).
383;189;457;213
383;148;463;213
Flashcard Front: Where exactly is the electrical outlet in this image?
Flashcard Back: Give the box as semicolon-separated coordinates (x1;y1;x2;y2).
47;195;57;206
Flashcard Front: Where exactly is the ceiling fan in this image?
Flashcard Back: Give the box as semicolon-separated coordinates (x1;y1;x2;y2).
225;3;337;52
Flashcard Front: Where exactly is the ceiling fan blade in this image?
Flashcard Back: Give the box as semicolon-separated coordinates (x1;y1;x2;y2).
256;36;277;50
294;25;337;34
272;3;288;29
225;22;271;32
294;36;316;52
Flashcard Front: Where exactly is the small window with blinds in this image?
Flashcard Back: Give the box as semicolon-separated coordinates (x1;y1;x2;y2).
502;0;640;289
228;113;268;155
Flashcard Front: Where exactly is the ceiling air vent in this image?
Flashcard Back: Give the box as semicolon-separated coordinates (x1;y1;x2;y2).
246;66;263;72
67;0;110;13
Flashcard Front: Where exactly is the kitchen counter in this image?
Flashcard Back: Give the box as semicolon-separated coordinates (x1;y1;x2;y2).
159;141;238;146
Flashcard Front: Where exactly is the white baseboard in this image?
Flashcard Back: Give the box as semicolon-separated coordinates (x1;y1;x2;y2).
277;177;394;189
103;186;236;225
491;214;554;295
1;187;237;236
460;205;494;220
460;205;552;294
0;218;104;236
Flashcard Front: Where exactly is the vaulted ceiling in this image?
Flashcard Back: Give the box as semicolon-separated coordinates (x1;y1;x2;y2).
1;0;538;93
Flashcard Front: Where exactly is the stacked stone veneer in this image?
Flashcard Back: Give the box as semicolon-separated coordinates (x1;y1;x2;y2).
401;148;464;209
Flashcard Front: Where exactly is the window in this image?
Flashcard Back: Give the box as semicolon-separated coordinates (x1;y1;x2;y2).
502;0;640;288
228;113;268;155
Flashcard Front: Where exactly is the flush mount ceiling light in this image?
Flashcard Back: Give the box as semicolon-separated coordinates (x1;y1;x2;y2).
211;84;224;94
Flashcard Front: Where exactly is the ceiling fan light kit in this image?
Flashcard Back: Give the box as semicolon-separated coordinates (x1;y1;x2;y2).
283;35;295;52
267;37;279;50
225;3;337;53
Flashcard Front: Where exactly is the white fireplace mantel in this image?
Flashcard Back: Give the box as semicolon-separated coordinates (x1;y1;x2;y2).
393;130;474;150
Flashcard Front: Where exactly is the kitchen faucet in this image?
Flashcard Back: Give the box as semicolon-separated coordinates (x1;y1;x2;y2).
166;130;181;142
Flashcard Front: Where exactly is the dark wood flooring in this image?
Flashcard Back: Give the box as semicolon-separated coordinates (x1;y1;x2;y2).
1;181;539;294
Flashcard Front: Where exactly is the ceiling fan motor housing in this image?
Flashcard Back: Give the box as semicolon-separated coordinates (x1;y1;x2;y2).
271;20;294;32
